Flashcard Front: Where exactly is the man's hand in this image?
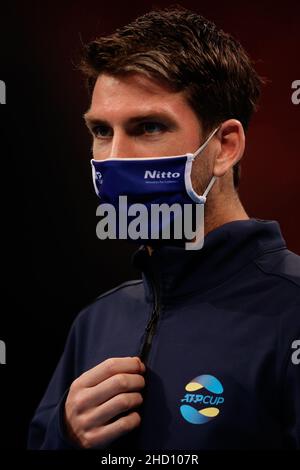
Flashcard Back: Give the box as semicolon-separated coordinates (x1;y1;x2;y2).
64;356;146;448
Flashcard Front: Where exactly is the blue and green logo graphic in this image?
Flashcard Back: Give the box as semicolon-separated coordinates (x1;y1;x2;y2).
180;374;224;424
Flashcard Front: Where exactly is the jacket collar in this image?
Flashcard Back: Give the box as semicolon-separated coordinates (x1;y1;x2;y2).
131;218;286;303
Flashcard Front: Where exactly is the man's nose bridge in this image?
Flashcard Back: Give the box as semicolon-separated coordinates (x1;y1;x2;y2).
109;131;135;158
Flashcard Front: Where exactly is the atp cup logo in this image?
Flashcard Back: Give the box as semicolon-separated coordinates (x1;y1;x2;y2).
180;374;224;424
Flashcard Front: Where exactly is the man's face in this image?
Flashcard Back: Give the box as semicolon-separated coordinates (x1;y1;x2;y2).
84;73;214;194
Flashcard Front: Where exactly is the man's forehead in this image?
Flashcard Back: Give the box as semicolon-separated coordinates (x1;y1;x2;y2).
85;73;189;123
93;72;175;97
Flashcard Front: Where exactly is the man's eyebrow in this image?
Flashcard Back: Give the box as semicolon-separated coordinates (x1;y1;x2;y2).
83;111;179;128
83;112;108;128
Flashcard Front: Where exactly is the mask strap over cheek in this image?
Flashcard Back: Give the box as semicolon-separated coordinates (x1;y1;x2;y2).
202;175;217;201
186;125;220;203
189;125;220;202
192;125;221;159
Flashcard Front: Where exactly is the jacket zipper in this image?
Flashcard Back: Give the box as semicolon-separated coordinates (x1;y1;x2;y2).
139;274;161;364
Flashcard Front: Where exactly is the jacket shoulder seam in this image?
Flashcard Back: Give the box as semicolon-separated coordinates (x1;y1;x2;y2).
73;280;143;326
253;249;300;289
95;279;143;301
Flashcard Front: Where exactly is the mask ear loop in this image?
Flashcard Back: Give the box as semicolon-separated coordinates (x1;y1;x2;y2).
190;125;221;203
185;125;221;251
192;125;221;159
202;175;217;200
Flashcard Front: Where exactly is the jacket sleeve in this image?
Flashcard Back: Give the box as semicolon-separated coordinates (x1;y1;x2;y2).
27;320;80;449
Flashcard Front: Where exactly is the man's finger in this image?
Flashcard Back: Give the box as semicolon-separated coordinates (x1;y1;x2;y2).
80;357;145;388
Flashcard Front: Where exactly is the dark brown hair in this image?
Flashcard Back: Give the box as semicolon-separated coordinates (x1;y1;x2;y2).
79;7;264;188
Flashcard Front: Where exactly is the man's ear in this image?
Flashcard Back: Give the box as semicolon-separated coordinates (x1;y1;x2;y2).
213;119;245;178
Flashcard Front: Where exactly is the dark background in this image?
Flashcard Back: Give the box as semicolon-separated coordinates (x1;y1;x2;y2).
0;0;299;450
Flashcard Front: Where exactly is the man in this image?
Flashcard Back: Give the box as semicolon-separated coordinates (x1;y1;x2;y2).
28;8;300;450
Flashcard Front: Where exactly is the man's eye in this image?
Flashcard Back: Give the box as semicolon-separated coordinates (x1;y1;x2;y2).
92;126;113;138
141;122;166;134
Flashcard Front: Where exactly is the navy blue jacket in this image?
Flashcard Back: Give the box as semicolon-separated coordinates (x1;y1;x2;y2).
28;219;300;449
